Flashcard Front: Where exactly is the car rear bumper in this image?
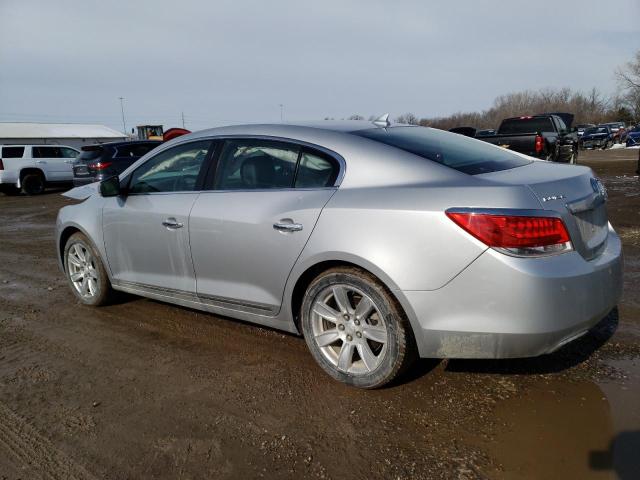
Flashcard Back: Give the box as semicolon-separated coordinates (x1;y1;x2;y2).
400;224;623;359
73;176;98;187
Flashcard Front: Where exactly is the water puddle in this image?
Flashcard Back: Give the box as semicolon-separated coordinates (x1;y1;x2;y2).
473;358;640;479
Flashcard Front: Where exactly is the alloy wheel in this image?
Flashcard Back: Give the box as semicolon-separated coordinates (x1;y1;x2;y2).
67;243;99;299
310;284;388;374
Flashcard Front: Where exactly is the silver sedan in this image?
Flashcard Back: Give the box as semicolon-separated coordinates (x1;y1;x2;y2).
55;120;623;388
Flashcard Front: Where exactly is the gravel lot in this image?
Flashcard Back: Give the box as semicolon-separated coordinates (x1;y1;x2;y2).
1;148;639;480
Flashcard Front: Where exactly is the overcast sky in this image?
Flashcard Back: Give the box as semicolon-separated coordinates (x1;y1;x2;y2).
1;0;638;133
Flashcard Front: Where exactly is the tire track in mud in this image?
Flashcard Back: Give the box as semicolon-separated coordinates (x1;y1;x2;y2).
0;401;97;480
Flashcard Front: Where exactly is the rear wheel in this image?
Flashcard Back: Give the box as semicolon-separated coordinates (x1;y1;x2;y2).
64;232;115;306
301;267;416;389
21;172;45;195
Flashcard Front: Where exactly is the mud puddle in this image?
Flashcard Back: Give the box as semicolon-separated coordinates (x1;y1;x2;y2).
471;354;640;480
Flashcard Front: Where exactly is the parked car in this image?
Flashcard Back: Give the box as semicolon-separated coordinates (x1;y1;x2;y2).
581;126;613;150
598;122;627;143
73;141;161;186
475;129;496;137
476;114;578;163
626;125;640;147
0;144;79;195
56;121;623;388
575;124;595;137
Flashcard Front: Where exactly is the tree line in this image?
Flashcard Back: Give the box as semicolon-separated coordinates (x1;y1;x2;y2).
345;50;640;130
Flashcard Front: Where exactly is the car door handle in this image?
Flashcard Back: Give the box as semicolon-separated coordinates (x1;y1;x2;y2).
162;218;184;229
273;222;303;232
35;160;46;164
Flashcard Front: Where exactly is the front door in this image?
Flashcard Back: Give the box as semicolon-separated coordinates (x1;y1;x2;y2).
102;140;213;293
32;146;78;181
189;138;340;313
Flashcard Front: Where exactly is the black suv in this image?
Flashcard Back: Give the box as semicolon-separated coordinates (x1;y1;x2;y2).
73;141;161;186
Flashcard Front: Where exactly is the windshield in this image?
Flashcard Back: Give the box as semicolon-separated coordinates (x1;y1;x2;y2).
498;117;555;134
584;127;608;135
352;126;531;175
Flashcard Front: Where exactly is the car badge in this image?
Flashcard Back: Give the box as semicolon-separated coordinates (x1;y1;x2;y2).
541;194;566;202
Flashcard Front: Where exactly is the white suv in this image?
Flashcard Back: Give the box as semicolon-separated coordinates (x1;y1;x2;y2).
0;144;80;195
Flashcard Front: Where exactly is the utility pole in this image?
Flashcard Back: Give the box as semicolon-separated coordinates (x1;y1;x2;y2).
118;97;127;136
181;111;185;129
279;104;284;122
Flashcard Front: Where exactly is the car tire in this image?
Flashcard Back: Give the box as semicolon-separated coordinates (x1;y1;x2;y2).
301;266;417;389
21;172;45;195
63;232;115;306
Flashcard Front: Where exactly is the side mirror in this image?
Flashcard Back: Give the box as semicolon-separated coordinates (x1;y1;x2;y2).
559;128;567;135
100;175;124;197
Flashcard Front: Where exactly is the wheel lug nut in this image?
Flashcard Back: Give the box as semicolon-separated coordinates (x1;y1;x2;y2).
343;314;349;320
338;324;345;331
346;335;353;341
354;319;360;326
356;332;362;338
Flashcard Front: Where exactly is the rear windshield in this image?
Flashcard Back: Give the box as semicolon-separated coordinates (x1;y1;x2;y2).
352;126;531;175
79;148;104;161
498;117;555;134
584;127;608;135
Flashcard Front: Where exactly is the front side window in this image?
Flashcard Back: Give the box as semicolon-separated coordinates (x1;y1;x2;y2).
60;147;79;158
215;140;299;190
128;140;211;194
1;146;25;158
353;126;531;175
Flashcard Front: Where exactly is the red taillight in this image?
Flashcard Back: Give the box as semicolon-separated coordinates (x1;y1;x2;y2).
534;134;544;154
88;161;112;170
0;159;4;170
446;212;572;256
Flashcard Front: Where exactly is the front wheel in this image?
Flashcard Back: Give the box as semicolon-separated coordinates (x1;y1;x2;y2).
64;232;115;306
301;267;416;389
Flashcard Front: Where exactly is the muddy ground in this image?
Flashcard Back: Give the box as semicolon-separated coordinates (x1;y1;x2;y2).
1;148;639;480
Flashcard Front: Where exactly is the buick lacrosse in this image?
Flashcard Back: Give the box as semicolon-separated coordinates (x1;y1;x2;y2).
56;118;623;388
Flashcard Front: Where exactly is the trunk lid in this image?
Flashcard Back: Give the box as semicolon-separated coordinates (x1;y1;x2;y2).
477;160;608;260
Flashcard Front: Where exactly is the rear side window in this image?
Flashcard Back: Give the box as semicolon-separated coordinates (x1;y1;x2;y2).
32;146;61;158
215;140;299;190
353;126;531;175
295;150;339;188
1;146;25;158
498;118;555;134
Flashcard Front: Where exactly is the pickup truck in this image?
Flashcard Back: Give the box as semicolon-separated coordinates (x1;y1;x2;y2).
476;114;578;163
0;144;79;195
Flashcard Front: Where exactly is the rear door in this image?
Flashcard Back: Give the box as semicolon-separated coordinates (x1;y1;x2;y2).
189;138;341;314
102;140;214;292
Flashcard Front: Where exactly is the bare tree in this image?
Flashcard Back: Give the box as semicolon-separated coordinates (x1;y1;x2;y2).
347;114;365;120
616;50;640;119
396;113;419;125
